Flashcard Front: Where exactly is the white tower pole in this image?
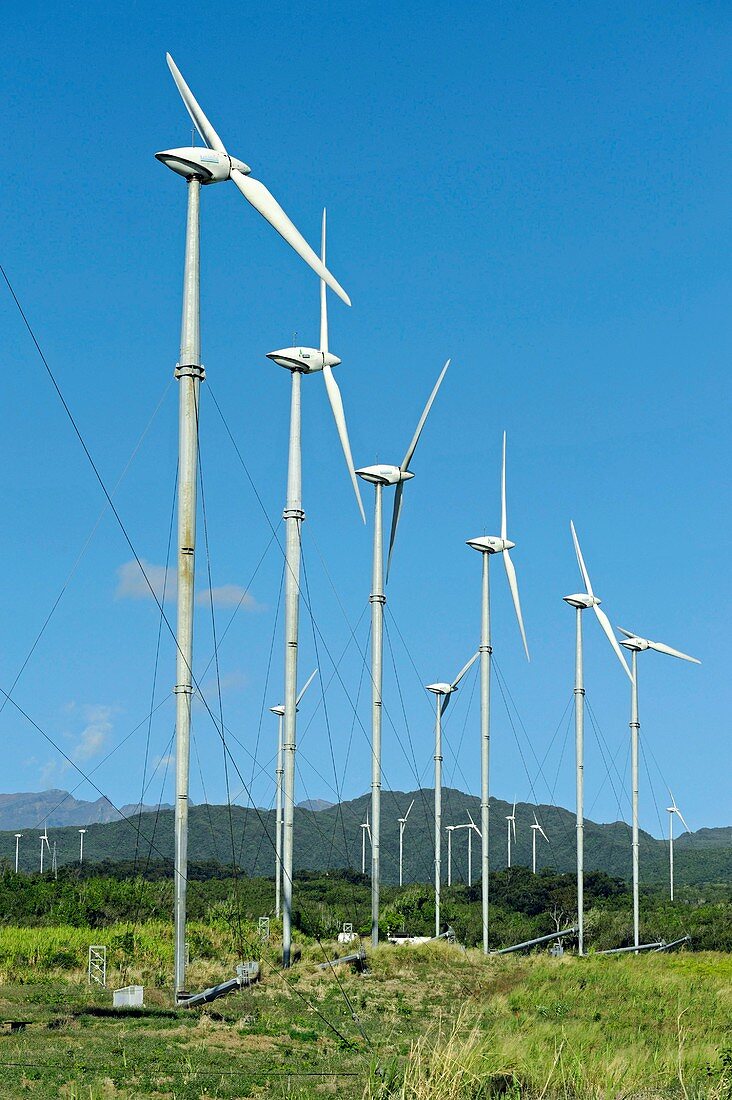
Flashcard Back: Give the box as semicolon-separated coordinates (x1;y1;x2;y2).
361;820;367;875
669;809;673;902
79;829;86;865
14;834;21;874
575;607;585;956
369;482;385;946
398;818;404;887
173;176;203;1001
467;826;472;886
274;710;284;919
630;648;640;951
506;817;511;869
281;368;303;969
434;694;443;937
479;552;491;952
532;826;537;874
447;826;453;887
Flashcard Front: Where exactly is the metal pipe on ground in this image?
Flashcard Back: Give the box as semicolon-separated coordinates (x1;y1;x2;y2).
490;927;579;956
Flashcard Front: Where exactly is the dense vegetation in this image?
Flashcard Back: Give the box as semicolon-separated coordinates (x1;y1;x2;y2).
1;862;730;953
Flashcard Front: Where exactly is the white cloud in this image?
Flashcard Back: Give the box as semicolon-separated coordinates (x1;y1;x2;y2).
116;560;176;603
196;585;261;611
73;705;113;762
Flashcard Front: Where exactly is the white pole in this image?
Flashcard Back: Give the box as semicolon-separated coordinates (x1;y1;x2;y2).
79;830;86;865
274;712;284;919
40;836;45;874
369;482;385;947
467;827;472;887
669;809;673;902
434;695;443;937
575;606;585;956
630;649;640;951
398;820;404;887
173;176;202;1000
281;369;303;968
361;822;367;875
14;834;21;874
447;827;453;887
506;818;512;869
479;552;491;953
532;828;538;874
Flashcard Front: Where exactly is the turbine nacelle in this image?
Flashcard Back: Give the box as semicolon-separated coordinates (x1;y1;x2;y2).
426;682;454;696
563;592;600;609
619;635;649;652
266;347;341;373
466;535;515;554
155;146;251;183
356;465;415;486
269;704;285;716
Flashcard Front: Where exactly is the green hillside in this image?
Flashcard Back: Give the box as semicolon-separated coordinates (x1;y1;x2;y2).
3;789;730;887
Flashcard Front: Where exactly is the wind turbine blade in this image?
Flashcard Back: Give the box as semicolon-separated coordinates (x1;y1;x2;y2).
569;521;594;598
593;603;634;681
675;807;690;833
230;170;351;306
452;650;480;689
617;627;637;639
648;640;701;664
385;480;405;581
321;363;366;523
501;431;507;541
319;209;328;354
440;693;453;718
166;54;227;152
503;549;530;661
511;817;516;839
399;359;451;472
539;825;548;841
404;799;415;822
296;668;318;706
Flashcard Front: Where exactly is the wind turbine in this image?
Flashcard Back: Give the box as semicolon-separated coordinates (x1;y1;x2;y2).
356;359;450;946
466;432;529;954
39;829;49;874
78;829;87;865
14;834;22;874
666;792;689;902
530;813;548;874
505;800;516;868
157;54;349;999
360;809;372;876
618;629;700;946
397;799;415;887
564;521;632;956
267;214;359;968
269;669;318;919
446;825;457;886
455;812;481;886
426;650;480;937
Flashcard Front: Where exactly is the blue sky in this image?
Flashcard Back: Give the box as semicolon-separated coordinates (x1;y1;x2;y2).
0;1;729;842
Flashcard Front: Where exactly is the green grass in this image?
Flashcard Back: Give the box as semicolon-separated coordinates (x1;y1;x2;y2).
0;929;728;1098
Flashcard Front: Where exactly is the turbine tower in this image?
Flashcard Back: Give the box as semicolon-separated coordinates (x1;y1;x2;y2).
666;792;689;902
618;629;699;947
267;213;360;967
269;669;317;919
466;433;529;954
360;809;372;875
356;360;450;946
14;834;22;874
505;800;516;868
426;650;479;937
446;825;456;886
530;812;548;873
157;54;349;998
39;829;49;874
78;829;86;865
564;521;632;955
397;800;415;887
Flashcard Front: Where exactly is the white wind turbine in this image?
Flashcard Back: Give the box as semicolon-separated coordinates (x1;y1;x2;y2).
157;54;349;998
14;834;22;874
360;809;372;876
530;813;548;874
267;214;361;968
426;650;480;937
455;812;482;886
506;800;517;869
466;432;529;954
397;799;415;887
564;521;632;956
39;829;50;874
269;669;318;919
356;360;450;946
618;628;700;946
666;792;690;902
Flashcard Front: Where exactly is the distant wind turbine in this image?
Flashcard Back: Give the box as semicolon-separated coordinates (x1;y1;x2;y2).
466;433;529;954
397;800;415;887
530;813;548;874
360;810;372;876
506;800;517;869
666;792;689;902
564;521;632;956
356;360;450;946
426;650;480;936
618;628;700;947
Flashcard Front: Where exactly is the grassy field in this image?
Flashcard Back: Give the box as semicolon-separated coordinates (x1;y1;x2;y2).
0;924;729;1098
